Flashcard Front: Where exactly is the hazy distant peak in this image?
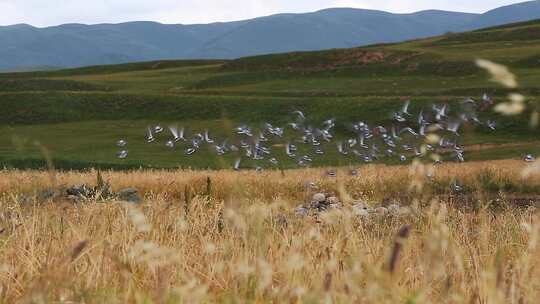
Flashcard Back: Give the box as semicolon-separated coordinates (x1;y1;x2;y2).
1;1;539;71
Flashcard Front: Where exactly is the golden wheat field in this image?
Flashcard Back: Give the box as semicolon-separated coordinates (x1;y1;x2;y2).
0;159;539;303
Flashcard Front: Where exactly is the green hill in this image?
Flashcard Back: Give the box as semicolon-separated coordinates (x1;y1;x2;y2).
1;20;539;170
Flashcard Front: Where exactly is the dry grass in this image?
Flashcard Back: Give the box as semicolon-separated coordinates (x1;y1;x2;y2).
0;160;539;303
1;159;539;202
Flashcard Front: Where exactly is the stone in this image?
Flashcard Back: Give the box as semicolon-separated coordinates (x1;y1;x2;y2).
352;203;370;217
67;195;80;202
307;201;319;209
388;204;401;215
352;201;368;210
118;188;142;203
375;207;389;216
328;203;343;210
118;187;138;195
295;206;309;217
327;196;340;205
66;184;95;198
312;193;326;203
316;203;330;212
353;208;370;217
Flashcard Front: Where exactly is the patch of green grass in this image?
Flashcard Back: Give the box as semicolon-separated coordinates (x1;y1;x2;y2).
514;55;540;68
222;48;419;72
465;142;540;162
432;28;540;45
0;114;538;170
472;168;540;195
0;59;226;78
0;120;366;169
473;18;540;32
0;78;107;92
55;64;226;93
0;21;539;169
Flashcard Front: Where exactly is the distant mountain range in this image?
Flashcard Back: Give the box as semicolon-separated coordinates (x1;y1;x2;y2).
1;0;540;71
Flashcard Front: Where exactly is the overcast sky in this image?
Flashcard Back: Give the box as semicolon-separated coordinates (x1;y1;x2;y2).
0;0;530;27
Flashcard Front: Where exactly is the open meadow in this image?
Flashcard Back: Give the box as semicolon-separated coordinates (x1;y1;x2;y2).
1;20;540;169
1;17;540;304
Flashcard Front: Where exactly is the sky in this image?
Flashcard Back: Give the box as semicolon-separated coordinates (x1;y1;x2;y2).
0;0;530;27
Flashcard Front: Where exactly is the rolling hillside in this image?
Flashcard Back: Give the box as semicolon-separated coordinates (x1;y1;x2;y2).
0;19;539;169
1;1;540;70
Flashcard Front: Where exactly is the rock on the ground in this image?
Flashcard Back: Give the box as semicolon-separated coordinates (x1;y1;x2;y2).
352;201;368;209
66;184;95;198
293;195;412;221
328;203;343;210
118;188;142;203
295;205;309;217
352;202;372;217
67;195;80;203
388;204;401;215
312;193;326;203
353;207;370;217
375;207;389;216
327;196;340;205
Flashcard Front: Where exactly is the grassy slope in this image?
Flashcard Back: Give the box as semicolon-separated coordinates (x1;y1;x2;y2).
1;20;540;169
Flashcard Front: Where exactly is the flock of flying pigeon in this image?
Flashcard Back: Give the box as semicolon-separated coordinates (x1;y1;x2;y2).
115;94;537;172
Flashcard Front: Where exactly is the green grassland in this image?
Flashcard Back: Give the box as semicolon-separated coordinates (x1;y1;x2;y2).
1;20;540;169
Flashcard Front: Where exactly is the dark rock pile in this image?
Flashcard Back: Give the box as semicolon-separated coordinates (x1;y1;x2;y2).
117;188;142;203
19;185;142;204
66;184;142;203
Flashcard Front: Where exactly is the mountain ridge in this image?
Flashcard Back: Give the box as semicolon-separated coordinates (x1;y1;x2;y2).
1;1;540;70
